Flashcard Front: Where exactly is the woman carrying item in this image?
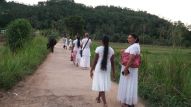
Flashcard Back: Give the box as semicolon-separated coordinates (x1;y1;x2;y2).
117;34;141;107
90;36;115;107
80;33;92;70
72;36;81;67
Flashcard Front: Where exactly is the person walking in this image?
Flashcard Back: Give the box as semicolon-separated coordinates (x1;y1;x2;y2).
90;36;115;107
69;37;73;50
47;36;57;53
63;36;68;50
80;33;92;70
72;35;81;67
117;34;141;107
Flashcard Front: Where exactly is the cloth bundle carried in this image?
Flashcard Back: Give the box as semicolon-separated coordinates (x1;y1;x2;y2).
121;53;141;68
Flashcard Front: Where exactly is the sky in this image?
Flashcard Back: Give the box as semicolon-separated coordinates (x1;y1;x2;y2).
6;0;191;25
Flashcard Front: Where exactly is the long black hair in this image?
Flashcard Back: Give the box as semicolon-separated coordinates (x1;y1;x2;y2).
101;36;109;71
77;36;80;48
130;33;139;43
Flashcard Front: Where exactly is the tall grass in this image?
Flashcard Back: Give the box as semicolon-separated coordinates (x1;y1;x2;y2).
0;36;48;90
139;50;191;107
91;42;191;107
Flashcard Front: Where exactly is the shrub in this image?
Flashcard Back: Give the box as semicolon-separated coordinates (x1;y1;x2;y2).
6;19;32;52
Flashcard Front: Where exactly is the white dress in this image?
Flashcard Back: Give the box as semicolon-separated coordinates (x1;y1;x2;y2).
80;37;92;68
117;43;140;105
92;46;114;91
69;39;73;48
64;38;68;46
73;39;81;65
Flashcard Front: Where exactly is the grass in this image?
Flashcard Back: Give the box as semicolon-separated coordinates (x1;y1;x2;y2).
91;41;191;107
0;35;49;90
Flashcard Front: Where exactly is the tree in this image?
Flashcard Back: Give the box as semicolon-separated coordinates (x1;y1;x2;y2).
48;0;74;2
0;0;6;3
64;16;85;37
1;1;191;46
171;21;187;47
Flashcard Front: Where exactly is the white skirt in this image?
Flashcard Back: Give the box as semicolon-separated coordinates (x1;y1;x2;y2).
80;56;90;68
80;48;91;68
117;65;138;105
92;62;111;91
74;49;81;65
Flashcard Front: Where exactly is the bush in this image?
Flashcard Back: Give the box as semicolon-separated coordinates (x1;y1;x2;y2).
6;19;32;52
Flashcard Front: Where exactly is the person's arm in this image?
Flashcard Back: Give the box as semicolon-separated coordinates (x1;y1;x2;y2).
90;53;99;78
110;55;115;81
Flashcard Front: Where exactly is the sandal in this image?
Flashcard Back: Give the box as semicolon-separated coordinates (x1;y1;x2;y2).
96;97;101;103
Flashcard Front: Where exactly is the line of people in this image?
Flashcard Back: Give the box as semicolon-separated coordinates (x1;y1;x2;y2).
63;33;92;69
63;36;73;50
66;33;141;107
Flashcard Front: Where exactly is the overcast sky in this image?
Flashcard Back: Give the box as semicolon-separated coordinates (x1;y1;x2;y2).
6;0;191;25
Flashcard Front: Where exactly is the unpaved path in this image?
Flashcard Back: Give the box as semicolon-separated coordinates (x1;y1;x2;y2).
0;40;145;107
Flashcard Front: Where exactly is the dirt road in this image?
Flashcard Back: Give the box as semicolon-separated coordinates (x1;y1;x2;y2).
0;40;145;107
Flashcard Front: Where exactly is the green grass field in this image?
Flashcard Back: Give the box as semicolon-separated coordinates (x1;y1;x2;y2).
91;41;191;107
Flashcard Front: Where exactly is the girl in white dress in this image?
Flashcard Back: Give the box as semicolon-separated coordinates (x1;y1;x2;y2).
69;38;73;50
73;36;81;67
80;33;92;69
117;34;141;107
64;37;68;50
90;36;115;107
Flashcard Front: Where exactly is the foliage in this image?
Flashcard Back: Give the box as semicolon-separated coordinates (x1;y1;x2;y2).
0;36;48;90
64;16;85;37
0;1;190;46
0;0;5;3
6;19;32;52
139;51;191;107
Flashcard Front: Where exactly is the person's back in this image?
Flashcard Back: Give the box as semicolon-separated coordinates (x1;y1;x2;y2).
73;39;81;51
73;37;81;66
48;37;57;53
69;38;73;50
50;38;57;47
95;46;114;66
80;33;92;69
82;37;91;49
63;37;66;43
90;36;115;107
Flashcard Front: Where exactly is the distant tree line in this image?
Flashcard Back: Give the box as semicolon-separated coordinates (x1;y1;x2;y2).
0;0;191;47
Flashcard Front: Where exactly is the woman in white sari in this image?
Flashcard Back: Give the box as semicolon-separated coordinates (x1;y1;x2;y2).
80;33;92;69
73;36;81;67
117;34;141;107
